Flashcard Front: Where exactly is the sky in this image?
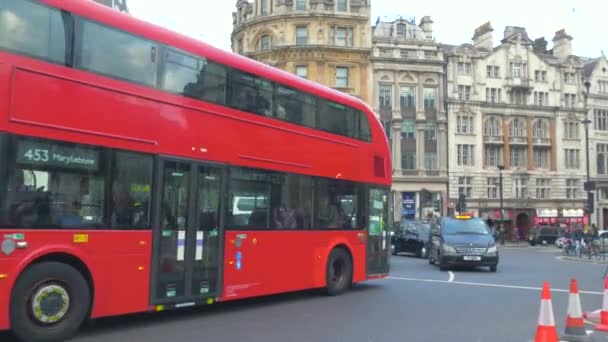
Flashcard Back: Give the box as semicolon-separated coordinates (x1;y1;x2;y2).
127;0;607;58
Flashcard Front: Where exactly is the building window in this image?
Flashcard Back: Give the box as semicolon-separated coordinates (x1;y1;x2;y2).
295;65;308;79
595;109;608;131
296;26;308;45
257;34;271;51
486;88;502;103
534;70;547;81
484;117;502;137
598;144;608;175
401;152;416;170
532;119;549;139
487;178;499;199
533;148;549;169
536;179;551;199
425;153;437;171
260;0;269;15
337;0;347;11
484;146;503;168
424;120;436;141
424;88;437;109
566;179;579;199
456;115;473;134
335;67;348;88
514;178;528;199
458;177;473;197
457;85;471;101
330;26;353;47
457;145;474;166
509;118;526;137
510;89;527;105
457;62;472;74
400;87;415;108
486;65;499;78
510;147;527;168
565;94;576;108
296;0;306;10
401;119;415;140
534;91;549;106
396;23;406;37
599;80;608;94
564;120;579;139
565;149;580;169
510;62;526;78
601;188;608;200
379;85;392;108
564;72;576;84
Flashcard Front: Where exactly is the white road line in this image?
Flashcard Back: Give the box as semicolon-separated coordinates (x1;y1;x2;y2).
448;271;454;283
387;276;603;295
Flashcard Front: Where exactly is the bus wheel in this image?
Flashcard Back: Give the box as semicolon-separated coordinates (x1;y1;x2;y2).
325;248;352;296
10;261;91;342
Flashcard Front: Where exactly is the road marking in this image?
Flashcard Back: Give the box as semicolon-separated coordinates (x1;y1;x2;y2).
387;276;603;295
448;271;454;283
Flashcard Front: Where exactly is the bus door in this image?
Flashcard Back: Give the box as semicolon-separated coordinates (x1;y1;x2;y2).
366;188;390;276
151;159;224;304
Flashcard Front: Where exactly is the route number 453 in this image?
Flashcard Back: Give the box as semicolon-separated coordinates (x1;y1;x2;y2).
23;149;49;162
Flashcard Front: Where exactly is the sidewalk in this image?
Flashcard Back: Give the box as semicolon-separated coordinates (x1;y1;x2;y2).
559;254;608;264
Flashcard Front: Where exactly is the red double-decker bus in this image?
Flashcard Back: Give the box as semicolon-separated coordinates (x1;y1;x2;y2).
0;1;391;341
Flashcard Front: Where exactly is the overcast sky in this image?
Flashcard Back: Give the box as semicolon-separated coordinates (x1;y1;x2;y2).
128;0;607;58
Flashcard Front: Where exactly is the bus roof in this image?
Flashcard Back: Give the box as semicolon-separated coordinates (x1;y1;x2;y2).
45;0;377;121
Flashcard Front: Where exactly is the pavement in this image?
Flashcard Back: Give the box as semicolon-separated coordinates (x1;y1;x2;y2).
2;247;608;341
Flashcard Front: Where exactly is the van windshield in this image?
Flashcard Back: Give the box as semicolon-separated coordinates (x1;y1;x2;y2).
443;218;490;235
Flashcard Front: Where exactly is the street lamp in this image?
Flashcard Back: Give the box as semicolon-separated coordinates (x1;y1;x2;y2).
582;80;593;224
498;164;505;245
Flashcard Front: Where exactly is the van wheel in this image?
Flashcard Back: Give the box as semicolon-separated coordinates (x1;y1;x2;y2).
325;248;353;296
11;262;91;342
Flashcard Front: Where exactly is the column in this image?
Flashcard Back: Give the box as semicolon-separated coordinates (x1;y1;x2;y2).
527;117;534;170
437;122;447;172
417;124;426;172
550;119;557;171
503;119;511;169
393;122;402;174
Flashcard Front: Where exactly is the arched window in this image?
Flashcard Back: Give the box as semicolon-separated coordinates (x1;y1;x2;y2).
257;34;272;51
484;117;502;136
532;119;549;139
509;118;525;137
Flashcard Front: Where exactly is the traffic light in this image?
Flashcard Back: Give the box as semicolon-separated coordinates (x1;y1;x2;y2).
585;192;595;214
456;193;467;212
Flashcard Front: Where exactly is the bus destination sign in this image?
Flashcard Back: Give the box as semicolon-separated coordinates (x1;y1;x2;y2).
16;140;100;171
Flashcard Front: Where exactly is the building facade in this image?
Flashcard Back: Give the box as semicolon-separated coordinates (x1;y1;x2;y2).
371;17;448;221
585;55;608;229
446;23;588;238
231;0;372;102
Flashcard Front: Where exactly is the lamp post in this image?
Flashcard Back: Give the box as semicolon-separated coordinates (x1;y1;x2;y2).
582;81;592;224
498;164;505;245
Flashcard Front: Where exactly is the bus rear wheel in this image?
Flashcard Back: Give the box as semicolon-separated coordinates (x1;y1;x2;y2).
11;261;91;342
325;248;353;296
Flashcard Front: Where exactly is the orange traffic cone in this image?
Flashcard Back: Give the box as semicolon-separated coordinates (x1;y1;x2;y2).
561;278;591;342
596;277;608;331
535;282;558;342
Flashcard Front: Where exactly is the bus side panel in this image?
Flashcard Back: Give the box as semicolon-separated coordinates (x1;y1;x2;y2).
0;62;11;131
0;230;152;329
221;231;365;301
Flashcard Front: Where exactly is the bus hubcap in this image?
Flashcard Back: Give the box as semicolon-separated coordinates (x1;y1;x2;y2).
31;284;70;325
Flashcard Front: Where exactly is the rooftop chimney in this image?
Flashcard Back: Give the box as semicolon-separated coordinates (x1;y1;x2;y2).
534;37;548;54
552;29;573;60
419;16;433;40
473;21;493;50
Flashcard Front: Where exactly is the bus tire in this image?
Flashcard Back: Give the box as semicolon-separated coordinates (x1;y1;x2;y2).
325;248;352;296
10;261;91;342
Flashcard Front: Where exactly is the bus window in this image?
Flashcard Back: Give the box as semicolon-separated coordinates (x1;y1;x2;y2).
111;152;153;229
314;178;358;229
358;111;372;142
269;174;313;230
77;19;158;87
229;71;273;117
0;0;68;64
317;100;347;136
275;86;316;128
162;48;205;95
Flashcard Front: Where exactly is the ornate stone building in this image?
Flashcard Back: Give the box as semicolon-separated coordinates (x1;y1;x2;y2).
446;23;588;237
231;0;372;102
371;17;448;220
585;55;608;228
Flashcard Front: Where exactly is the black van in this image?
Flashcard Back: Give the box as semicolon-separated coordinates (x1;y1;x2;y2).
428;216;499;272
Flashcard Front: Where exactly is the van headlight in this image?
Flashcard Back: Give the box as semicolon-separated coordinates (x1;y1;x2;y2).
486;245;497;255
443;244;457;254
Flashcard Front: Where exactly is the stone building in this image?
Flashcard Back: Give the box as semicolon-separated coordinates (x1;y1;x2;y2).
231;0;372;102
445;23;588;238
371;16;448;220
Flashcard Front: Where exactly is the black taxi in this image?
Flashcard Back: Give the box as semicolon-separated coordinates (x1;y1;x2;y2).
428;215;498;272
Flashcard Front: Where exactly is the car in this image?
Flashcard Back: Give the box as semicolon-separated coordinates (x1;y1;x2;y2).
391;220;431;258
428;215;499;272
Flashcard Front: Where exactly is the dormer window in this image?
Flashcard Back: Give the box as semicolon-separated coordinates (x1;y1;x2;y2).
396;23;406;37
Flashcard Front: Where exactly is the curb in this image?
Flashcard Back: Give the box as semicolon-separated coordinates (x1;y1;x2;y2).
557;256;608;265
